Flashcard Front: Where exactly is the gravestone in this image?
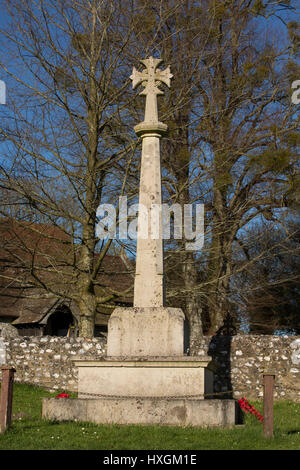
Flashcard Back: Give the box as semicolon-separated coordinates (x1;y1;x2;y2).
0;323;19;339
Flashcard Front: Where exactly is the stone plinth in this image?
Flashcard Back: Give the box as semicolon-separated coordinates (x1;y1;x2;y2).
43;397;237;427
74;356;214;399
107;307;185;357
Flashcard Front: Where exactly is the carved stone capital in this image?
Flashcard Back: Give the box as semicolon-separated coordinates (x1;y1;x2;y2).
134;121;168;137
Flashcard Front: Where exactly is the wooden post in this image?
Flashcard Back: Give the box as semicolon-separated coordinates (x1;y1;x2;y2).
263;373;275;438
0;366;16;433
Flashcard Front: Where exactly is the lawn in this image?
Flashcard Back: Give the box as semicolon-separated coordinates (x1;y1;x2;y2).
0;383;299;450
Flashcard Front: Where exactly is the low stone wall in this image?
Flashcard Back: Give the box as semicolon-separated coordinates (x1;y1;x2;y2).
0;336;106;392
193;335;300;402
0;334;299;401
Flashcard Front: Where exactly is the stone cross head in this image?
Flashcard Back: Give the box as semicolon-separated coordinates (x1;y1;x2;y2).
130;56;172;123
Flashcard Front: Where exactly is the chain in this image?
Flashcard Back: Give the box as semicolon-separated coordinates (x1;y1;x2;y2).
74;386;300;400
75;390;235;400
12;380;300;398
12;380;239;399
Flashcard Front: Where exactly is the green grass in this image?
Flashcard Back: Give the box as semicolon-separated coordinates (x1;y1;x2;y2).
0;383;299;449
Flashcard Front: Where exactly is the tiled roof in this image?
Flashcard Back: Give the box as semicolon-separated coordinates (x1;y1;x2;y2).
0;219;134;325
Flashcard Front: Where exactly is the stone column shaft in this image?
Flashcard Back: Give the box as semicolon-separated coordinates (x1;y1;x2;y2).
134;131;164;308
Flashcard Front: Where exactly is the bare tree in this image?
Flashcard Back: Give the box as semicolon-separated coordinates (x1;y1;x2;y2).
0;0;143;337
234;217;300;334
130;0;300;340
0;0;298;341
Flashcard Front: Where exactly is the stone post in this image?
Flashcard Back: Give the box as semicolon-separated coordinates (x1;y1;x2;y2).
263;373;275;438
0;366;16;433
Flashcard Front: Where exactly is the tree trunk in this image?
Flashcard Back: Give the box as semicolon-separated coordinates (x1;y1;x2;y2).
187;296;203;354
78;291;97;338
205;175;232;334
182;248;204;344
79;314;95;338
206;209;234;335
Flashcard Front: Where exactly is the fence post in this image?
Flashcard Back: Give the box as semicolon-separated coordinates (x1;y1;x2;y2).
0;366;16;433
263;373;275;438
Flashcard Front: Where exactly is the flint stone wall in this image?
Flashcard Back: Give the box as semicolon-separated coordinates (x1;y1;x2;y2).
0;335;299;401
0;336;106;392
193;335;300;402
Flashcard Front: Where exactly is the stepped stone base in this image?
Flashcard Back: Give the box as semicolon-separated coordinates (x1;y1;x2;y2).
41;316;240;427
42;355;239;428
42;397;237;427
